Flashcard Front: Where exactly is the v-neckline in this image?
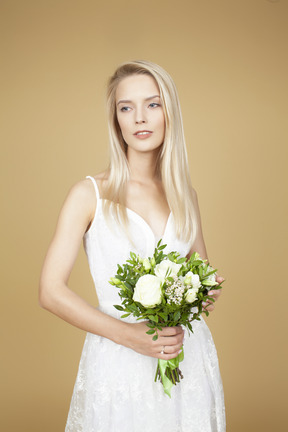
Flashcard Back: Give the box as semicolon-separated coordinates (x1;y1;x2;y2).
125;207;172;241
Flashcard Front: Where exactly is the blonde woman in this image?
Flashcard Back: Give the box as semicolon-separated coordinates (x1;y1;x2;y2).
39;60;225;431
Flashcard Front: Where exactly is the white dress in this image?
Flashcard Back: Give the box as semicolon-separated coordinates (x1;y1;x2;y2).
65;176;226;432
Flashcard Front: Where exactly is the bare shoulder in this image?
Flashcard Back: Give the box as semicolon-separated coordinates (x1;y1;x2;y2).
69;171;107;198
68;178;95;204
65;172;109;221
61;177;98;227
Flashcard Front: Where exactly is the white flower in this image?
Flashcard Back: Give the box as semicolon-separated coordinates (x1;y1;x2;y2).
184;272;202;290
202;267;218;286
143;258;151;271
133;274;162;308
203;274;217;286
185;287;199;303
154;260;182;280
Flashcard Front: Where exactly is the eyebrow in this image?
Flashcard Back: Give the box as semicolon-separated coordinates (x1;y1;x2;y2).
117;95;161;105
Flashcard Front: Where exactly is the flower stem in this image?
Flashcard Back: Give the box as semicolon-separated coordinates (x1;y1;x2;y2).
154;363;160;382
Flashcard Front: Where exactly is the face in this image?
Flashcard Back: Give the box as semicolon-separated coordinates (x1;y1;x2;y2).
115;74;165;155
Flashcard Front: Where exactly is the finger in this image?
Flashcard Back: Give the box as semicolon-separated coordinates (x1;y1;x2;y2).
159;326;184;337
202;298;215;307
156;333;184;347
207;289;221;298
216;275;225;284
160;342;183;355
153;334;184;353
203;304;215;312
203;298;215;307
157;346;183;360
156;329;184;346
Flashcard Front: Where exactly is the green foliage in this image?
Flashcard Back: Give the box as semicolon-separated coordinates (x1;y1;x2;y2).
109;240;224;339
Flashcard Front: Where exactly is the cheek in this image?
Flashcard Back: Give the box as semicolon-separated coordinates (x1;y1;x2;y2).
116;115;127;135
158;110;165;126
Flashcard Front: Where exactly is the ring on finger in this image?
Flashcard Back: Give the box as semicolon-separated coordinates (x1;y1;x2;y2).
160;345;165;354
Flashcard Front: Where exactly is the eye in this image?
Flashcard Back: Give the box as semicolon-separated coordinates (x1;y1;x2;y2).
148;102;161;108
119;106;131;112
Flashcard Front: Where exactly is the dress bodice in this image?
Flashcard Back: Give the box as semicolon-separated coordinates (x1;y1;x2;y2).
83;176;191;314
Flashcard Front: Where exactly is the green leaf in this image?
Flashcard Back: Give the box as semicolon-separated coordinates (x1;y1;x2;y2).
114;305;124;311
158;312;168;321
177;257;187;264
146;309;155;315
187;322;193;332
198;292;203;300
146;329;155;335
173;311;181;321
146;322;156;328
152;334;158;341
148;315;159;323
120;313;131;318
124;281;133;290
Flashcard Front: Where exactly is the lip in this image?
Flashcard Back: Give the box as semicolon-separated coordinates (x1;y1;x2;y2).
133;130;153;139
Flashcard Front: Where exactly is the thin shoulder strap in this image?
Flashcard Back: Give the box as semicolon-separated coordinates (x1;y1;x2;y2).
86;176;100;200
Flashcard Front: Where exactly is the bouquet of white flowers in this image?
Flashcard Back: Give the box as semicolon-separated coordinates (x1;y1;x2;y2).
109;240;222;397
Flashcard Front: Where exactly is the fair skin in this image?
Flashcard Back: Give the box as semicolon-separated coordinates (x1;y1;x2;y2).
39;74;222;360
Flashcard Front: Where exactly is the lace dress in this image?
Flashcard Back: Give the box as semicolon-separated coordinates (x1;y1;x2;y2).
65;176;226;432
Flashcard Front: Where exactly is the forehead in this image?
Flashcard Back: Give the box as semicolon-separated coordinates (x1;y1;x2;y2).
115;74;160;101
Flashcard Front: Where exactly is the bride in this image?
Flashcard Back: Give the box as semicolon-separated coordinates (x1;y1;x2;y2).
39;60;225;432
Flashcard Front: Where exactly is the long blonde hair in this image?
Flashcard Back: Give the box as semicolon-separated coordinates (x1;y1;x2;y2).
103;60;198;245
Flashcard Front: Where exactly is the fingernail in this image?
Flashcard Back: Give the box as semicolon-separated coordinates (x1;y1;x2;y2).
178;349;183;354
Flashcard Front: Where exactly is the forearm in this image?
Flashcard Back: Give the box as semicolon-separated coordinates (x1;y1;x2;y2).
39;281;186;360
39;282;129;345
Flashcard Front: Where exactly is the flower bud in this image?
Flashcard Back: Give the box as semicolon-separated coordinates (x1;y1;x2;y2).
143;258;151;271
137;255;143;264
109;277;121;286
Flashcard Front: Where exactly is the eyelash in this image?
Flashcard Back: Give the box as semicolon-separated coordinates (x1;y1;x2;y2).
119;103;161;112
149;102;161;108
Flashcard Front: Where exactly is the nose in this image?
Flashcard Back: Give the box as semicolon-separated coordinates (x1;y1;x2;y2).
135;107;146;124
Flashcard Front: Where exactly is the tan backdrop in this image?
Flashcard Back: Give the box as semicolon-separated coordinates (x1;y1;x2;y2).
1;0;287;431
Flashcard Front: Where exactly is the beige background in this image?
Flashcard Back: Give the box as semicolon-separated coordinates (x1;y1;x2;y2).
1;0;287;431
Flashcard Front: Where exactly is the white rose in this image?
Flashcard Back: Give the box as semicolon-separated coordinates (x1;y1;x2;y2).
133;274;162;308
184;272;202;290
154;260;182;280
185;287;199;303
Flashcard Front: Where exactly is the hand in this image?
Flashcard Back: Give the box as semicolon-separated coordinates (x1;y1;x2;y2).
202;275;224;313
127;321;184;360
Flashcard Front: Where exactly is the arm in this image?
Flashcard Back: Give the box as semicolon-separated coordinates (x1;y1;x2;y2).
187;189;223;312
39;179;184;359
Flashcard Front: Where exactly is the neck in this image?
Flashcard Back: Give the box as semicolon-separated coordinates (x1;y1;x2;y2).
127;148;161;183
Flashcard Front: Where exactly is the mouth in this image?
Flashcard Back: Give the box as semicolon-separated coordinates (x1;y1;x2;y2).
134;130;153;136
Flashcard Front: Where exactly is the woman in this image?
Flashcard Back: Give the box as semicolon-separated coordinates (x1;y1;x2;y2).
39;60;225;431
